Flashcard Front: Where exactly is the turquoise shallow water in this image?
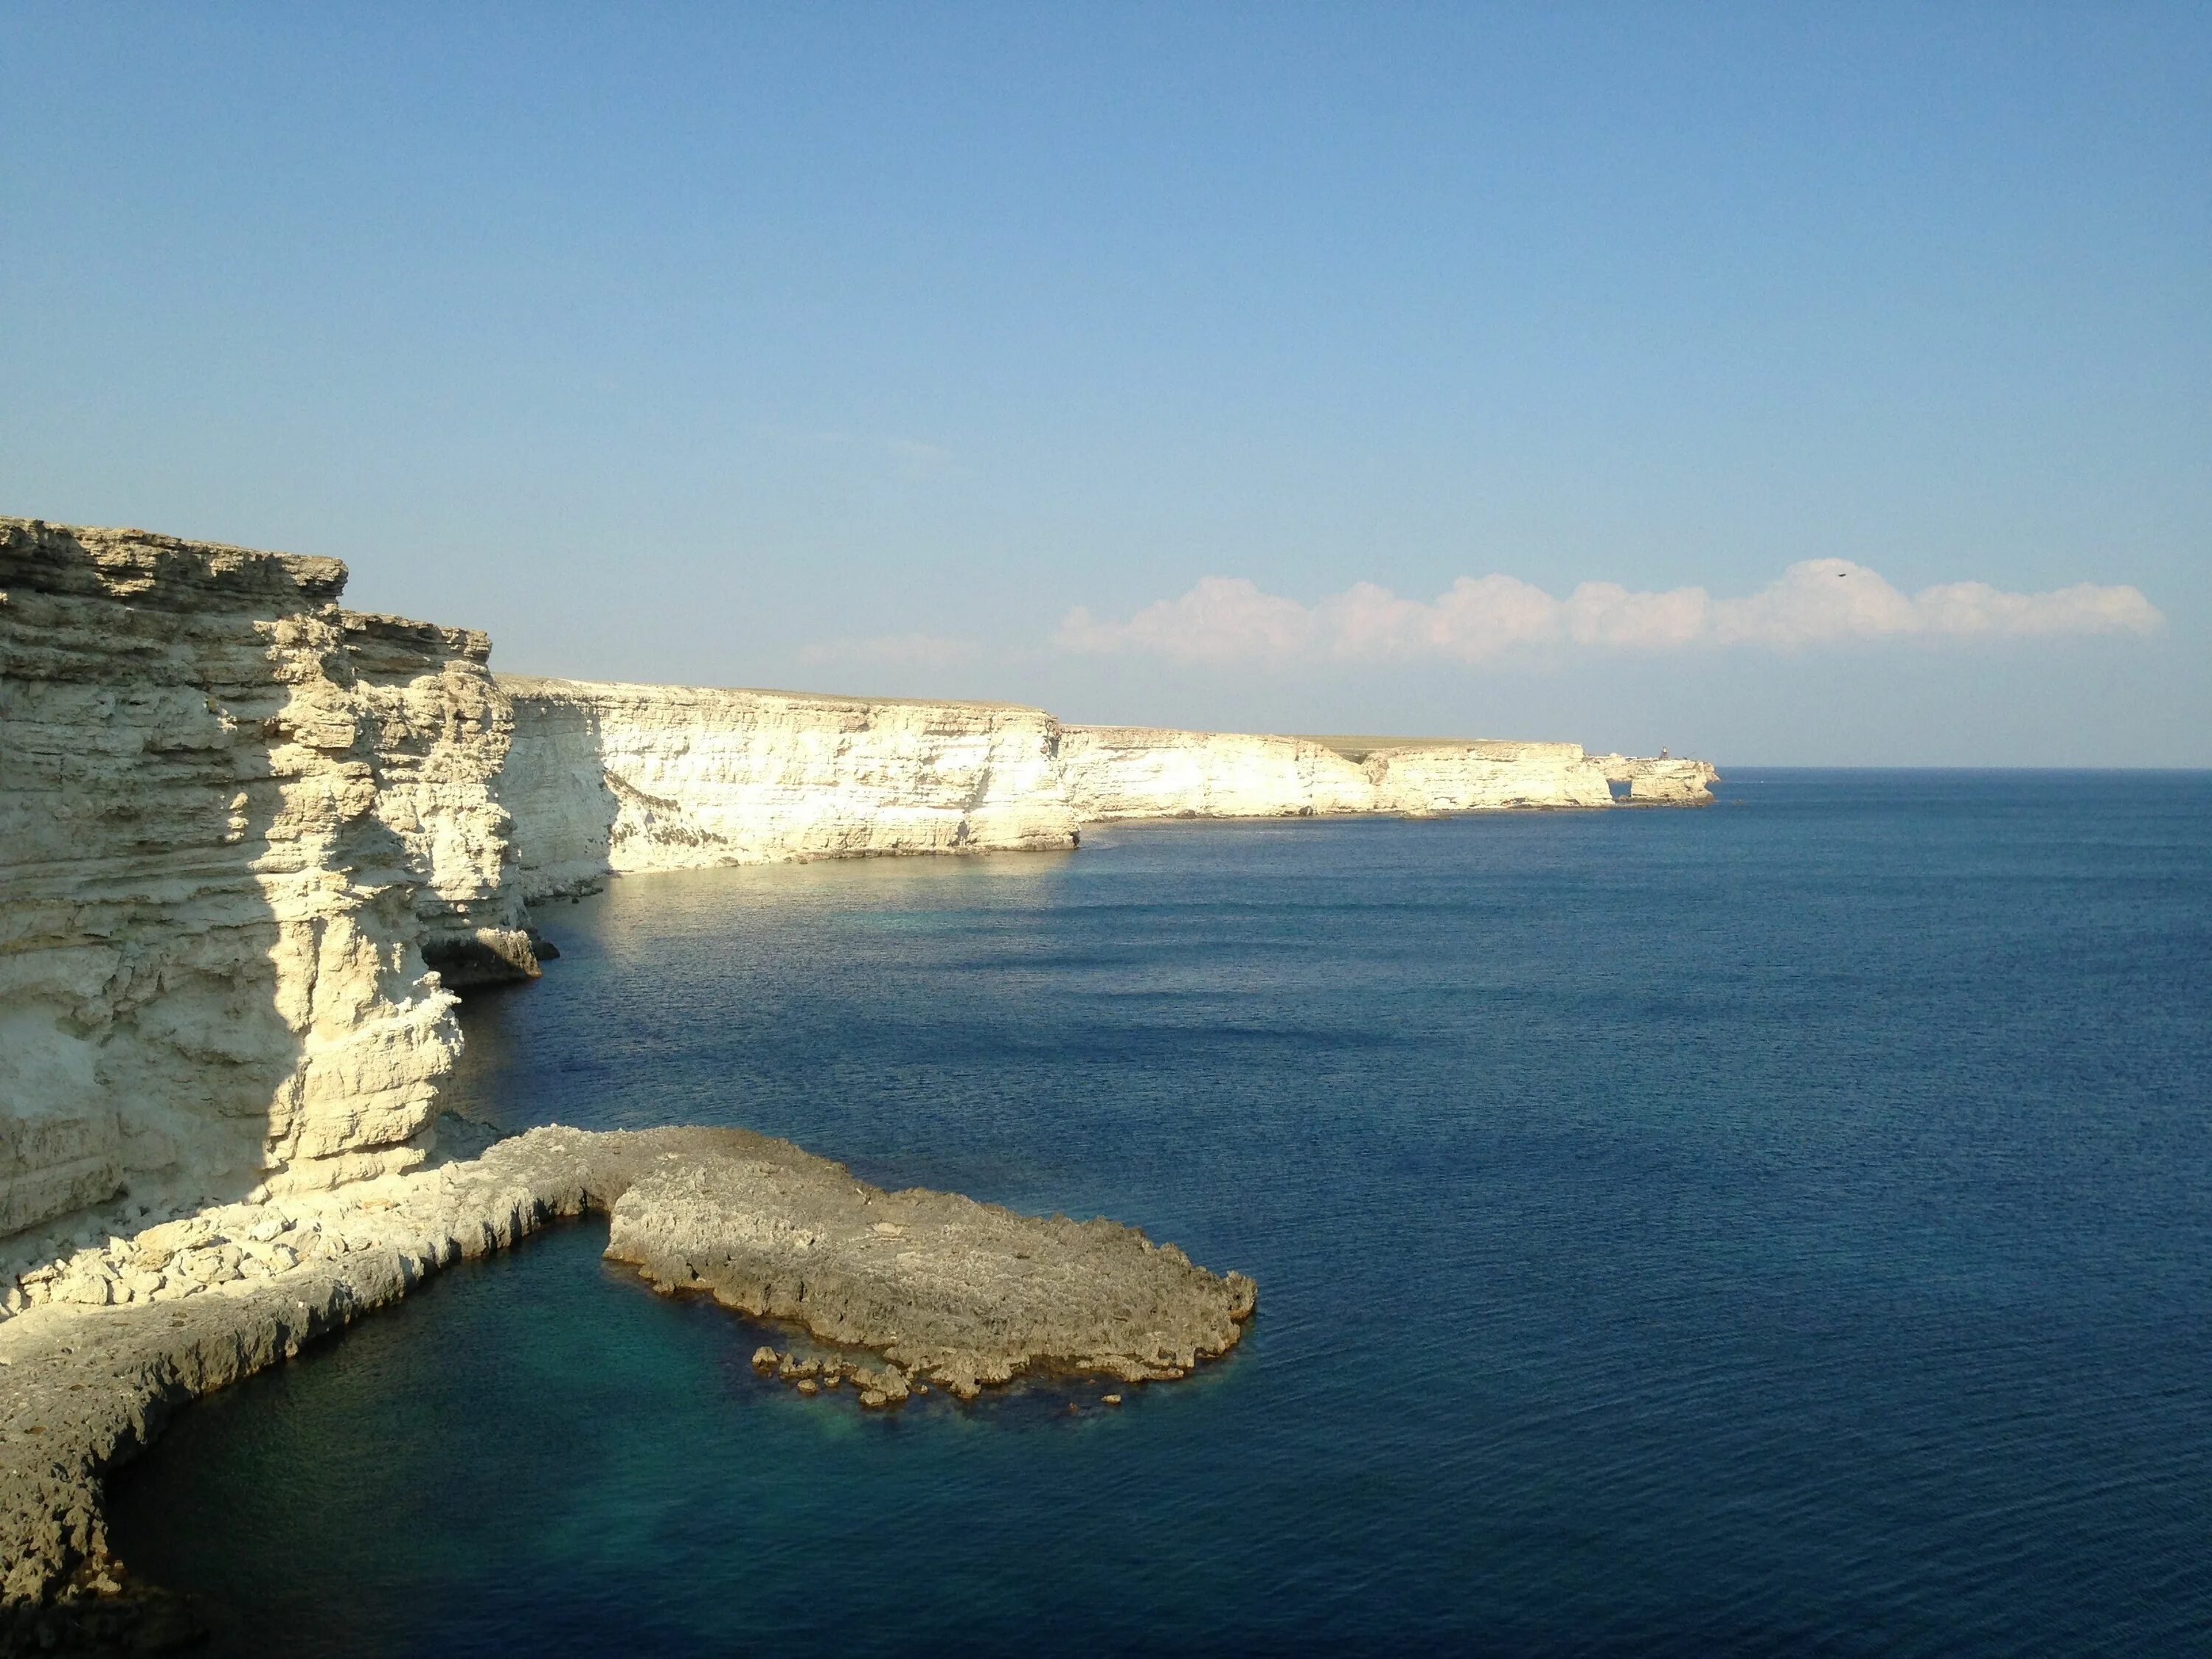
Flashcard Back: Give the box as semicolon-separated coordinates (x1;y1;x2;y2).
108;771;2212;1655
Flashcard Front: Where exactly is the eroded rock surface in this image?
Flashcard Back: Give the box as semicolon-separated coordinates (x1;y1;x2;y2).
606;1144;1256;1399
1057;726;1376;820
1060;726;1631;818
0;520;535;1241
0;1125;1253;1619
1363;739;1615;813
495;685;1715;896
1593;752;1721;804
496;677;1080;899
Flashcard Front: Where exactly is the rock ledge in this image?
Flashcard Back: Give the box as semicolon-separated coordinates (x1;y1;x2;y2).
0;1125;1253;1627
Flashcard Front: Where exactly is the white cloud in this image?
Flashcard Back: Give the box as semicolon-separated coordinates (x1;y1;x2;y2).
1056;560;2162;665
798;632;981;669
1057;577;1315;664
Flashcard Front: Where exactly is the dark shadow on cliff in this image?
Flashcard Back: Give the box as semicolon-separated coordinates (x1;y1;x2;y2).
0;520;454;1246
490;683;620;917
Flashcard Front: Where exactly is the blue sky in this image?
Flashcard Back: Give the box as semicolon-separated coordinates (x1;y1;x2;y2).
4;3;2205;762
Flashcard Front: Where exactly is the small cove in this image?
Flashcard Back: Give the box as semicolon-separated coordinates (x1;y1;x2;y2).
108;773;2212;1655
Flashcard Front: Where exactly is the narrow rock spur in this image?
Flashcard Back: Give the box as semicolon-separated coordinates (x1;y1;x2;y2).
0;1124;1255;1628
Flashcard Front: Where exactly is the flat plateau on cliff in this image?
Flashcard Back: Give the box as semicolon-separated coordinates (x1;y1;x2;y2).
495;672;1048;714
1298;733;1490;759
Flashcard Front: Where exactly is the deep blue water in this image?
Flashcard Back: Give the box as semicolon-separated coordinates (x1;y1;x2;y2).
108;772;2212;1655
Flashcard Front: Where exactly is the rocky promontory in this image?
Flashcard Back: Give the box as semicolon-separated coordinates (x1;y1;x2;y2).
606;1141;1255;1402
0;1123;1254;1622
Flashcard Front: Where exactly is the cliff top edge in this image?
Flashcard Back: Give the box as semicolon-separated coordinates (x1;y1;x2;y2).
497;673;1053;717
1;515;349;605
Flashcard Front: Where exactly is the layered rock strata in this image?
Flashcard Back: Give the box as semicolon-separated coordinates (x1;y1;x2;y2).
0;520;532;1241
341;612;540;988
497;688;1714;898
497;677;1079;900
0;1124;1253;1619
1059;727;1623;818
4;515;1714;1256
1593;753;1722;805
1056;726;1375;820
606;1144;1254;1401
1363;739;1615;813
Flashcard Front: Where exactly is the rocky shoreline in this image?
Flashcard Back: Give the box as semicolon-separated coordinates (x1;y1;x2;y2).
0;1123;1253;1633
1;514;1692;1646
1;515;1714;1266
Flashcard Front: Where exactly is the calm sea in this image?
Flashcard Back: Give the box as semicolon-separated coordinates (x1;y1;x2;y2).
108;771;2212;1656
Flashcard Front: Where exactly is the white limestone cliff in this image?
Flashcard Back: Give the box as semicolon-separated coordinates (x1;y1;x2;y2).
496;676;1079;899
0;519;531;1240
1057;726;1375;819
1058;728;1621;818
1364;740;1616;813
496;692;1713;894
346;613;540;986
4;515;1714;1257
1593;752;1722;805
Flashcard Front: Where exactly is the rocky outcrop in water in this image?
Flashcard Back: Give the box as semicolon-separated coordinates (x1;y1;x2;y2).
1593;752;1721;804
497;677;1080;900
605;1139;1255;1399
0;1124;1253;1622
0;519;533;1242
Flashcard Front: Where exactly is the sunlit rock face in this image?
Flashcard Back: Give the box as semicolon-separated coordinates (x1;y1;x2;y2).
0;519;531;1237
343;613;539;987
495;677;1079;900
1058;728;1624;818
1;513;1714;1249
1057;726;1376;819
497;699;1708;884
1593;753;1721;805
1363;740;1616;813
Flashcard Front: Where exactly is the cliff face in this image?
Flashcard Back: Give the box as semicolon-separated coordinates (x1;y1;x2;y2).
338;613;538;986
1060;728;1621;818
1593;753;1721;805
1058;726;1374;819
0;520;529;1239
496;677;1079;899
1365;740;1615;813
506;701;1705;860
3;514;1715;1248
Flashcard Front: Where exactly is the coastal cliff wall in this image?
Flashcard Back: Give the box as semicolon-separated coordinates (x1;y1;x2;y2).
1365;740;1617;813
0;519;531;1240
497;677;1079;899
3;514;1714;1249
1060;728;1628;818
1593;753;1722;804
1057;726;1375;819
498;693;1712;890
